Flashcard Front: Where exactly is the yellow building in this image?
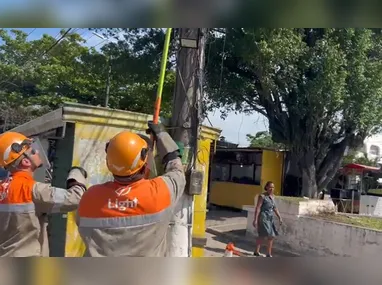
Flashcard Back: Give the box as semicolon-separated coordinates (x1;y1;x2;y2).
208;147;286;210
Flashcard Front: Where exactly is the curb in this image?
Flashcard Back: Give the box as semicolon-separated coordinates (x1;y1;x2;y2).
206;227;300;257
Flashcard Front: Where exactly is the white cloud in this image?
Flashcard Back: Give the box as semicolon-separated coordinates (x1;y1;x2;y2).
204;108;268;146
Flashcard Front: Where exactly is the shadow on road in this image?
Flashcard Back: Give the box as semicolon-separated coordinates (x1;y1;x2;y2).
206;228;298;257
204;246;225;255
206;228;255;253
206;206;247;223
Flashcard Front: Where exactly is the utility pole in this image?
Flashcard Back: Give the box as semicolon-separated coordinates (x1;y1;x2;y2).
167;28;207;257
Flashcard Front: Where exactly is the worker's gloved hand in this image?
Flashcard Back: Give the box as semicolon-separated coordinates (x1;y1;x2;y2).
66;166;88;189
146;121;181;164
162;150;181;165
145;121;166;138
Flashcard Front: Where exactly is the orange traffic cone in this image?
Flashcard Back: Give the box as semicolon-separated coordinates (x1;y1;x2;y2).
223;242;242;257
223;243;235;257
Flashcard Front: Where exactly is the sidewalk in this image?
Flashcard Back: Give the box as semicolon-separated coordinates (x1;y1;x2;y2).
204;208;299;257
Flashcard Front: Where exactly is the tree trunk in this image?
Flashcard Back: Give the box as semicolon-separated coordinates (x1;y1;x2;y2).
299;152;318;198
316;139;350;193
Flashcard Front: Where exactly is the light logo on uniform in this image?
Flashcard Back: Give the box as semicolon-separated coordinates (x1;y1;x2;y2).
108;186;139;211
115;186;131;197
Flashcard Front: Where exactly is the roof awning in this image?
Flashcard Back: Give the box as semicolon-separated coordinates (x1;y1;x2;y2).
339;163;381;174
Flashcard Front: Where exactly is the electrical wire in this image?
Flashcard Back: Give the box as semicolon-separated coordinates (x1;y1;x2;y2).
206;116;213;127
213;28;227;117
85;33;95;42
237;113;244;145
40;28;72;57
91;38;109;48
26;28;36;38
0;28;73;89
202;29;215;128
78;29;88;38
53;30;62;40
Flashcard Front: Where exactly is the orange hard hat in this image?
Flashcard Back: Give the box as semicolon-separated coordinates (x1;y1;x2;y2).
0;132;32;168
105;131;149;177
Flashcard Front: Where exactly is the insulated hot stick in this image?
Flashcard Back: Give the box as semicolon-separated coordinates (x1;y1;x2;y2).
145;28;172;179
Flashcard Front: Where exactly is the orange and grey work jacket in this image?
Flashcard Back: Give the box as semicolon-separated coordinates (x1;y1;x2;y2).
0;169;87;257
77;132;186;257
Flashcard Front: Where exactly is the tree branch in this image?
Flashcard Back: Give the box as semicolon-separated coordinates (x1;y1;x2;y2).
316;136;351;190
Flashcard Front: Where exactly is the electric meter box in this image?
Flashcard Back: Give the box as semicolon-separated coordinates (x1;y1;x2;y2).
186;169;204;195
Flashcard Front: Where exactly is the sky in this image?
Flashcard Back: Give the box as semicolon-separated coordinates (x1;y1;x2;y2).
2;28;268;146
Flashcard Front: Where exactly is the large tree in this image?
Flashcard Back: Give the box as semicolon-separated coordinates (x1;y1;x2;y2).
0;28;104;130
0;28;176;130
91;28;177;117
205;28;382;197
246;131;284;149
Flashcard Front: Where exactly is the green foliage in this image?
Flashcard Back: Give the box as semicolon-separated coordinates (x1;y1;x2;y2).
246;131;284;149
0;28;175;131
205;28;382;197
4;28;382;199
91;28;176;116
91;29;176;110
342;150;379;167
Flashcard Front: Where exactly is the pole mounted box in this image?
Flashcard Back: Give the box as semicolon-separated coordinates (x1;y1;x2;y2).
186;169;204;195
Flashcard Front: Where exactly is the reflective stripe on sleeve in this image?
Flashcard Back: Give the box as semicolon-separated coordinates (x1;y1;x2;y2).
51;187;68;213
78;207;171;228
0;203;35;213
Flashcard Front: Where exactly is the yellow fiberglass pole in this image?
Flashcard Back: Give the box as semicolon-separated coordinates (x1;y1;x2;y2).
145;28;172;178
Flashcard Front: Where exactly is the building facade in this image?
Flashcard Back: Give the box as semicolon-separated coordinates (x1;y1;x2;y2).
357;134;382;163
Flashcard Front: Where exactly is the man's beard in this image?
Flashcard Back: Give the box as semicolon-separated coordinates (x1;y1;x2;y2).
31;160;43;170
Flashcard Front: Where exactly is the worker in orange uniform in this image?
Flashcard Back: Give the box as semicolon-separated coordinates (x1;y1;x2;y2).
0;132;88;257
76;122;186;256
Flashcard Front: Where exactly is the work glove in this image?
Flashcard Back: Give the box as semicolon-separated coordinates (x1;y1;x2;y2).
145;121;166;138
146;121;181;164
66;166;88;189
163;150;181;165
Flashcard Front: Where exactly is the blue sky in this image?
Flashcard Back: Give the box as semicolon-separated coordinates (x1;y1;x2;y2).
7;28;107;48
2;28;268;145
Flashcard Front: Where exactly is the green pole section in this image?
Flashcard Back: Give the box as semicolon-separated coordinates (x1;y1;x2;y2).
156;28;172;106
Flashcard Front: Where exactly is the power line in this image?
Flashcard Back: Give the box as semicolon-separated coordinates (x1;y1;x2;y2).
53;30;62;40
78;29;88;38
85;33;95;42
26;28;36;38
91;38;108;48
40;28;72;57
237;113;244;145
0;28;73;89
213;28;227;117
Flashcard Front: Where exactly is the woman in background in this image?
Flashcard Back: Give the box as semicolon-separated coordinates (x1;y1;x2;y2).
253;181;283;257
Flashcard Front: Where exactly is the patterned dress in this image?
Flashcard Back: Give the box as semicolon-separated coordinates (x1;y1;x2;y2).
257;193;279;238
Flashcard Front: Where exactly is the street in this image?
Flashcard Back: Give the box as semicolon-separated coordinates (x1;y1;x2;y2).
204;208;298;257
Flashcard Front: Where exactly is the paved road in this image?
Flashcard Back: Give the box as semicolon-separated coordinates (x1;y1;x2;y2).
204;208;298;257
